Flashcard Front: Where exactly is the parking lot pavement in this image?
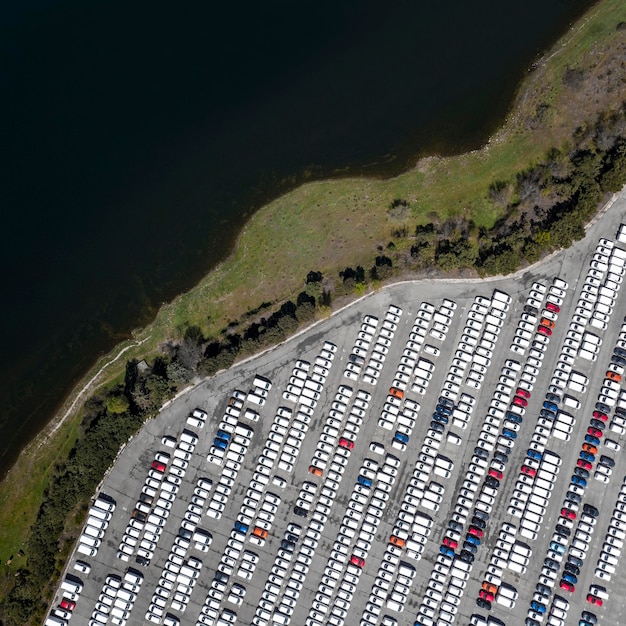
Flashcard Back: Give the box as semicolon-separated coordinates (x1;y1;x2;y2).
45;197;626;626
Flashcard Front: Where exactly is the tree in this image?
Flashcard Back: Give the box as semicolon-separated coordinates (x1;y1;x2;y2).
105;394;129;415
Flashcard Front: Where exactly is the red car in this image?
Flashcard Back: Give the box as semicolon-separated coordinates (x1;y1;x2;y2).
560;580;575;592
546;302;560;313
60;599;76;611
468;526;484;538
577;459;592;470
350;555;365;567
587;594;603;606
521;465;537;477
339;437;355;450
561;507;576;520
588;427;603;438
516;388;531;399
489;468;503;480
513;396;528;408
479;590;495;603
593;410;608;422
443;537;458;549
538;325;552;336
151;460;166;472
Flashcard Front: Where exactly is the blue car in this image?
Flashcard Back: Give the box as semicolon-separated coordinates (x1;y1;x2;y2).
394;432;409;444
357;475;373;488
436;404;453;416
440;545;455;557
507;413;523;424
571;475;587;487
234;521;248;534
543;401;558;412
549;541;565;554
216;429;231;441
213;437;228;449
502;428;517;440
531;600;547;614
580;450;595;463
527;449;543;461
562;572;578;584
465;534;481;546
585;434;600;445
432;413;449;424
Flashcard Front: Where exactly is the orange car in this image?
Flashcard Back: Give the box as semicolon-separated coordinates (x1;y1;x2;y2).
389;386;404;399
308;465;323;477
582;443;598;455
389;535;406;548
540;317;555;329
606;371;622;383
482;582;499;595
252;526;268;539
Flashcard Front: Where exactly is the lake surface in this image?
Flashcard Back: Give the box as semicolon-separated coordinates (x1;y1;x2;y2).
0;0;596;477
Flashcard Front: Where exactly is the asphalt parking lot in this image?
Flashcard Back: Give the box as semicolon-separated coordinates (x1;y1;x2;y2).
47;195;626;626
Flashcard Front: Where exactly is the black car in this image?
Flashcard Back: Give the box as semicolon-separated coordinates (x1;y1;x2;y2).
135;555;149;567
544;557;559;570
540;408;556;420
485;476;500;488
555;524;571;537
574;467;590;478
214;571;229;583
615;347;626;358
476;597;491;610
459;549;475;563
474;447;489;459
590;418;606;430
545;392;561;403
566;491;582;504
581;611;597;624
524;305;539;315
583;503;599;517
439;396;455;409
616;407;626;418
536;583;552;597
564;562;580;575
474;509;490;522
525;618;540;626
493;451;509;464
462;541;478;554
280;539;296;552
430;421;445;433
611;354;626;366
448;520;463;532
471;516;486;529
600;455;615;467
567;554;584;568
285;532;299;543
596;401;611;414
294;505;309;518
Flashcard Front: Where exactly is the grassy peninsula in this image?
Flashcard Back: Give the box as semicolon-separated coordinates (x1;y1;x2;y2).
2;0;626;622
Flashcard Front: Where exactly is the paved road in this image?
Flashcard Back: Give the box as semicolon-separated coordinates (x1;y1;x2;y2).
48;192;626;626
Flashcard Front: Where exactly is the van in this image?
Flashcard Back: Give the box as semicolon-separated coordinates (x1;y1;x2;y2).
473;354;490;368
61;577;83;594
524;511;543;525
94;497;115;512
89;506;111;521
562;395;580;410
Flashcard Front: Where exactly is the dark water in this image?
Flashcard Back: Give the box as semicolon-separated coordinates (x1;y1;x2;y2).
0;0;596;477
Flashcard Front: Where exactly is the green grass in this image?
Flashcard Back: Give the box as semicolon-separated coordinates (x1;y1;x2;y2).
1;0;626;602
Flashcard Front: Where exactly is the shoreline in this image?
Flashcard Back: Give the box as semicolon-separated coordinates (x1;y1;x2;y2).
0;0;618;486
